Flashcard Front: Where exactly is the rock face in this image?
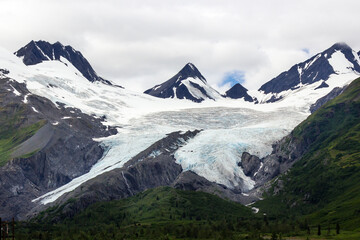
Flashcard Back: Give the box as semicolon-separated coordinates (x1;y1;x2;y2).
173;171;257;204
144;63;221;102
224;83;254;102
251;134;307;187
15;40;112;85
314;81;329;90
0;72;116;220
259;42;360;96
310;86;346;113
238;152;261;177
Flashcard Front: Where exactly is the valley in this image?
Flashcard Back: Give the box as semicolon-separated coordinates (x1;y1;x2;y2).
0;40;359;239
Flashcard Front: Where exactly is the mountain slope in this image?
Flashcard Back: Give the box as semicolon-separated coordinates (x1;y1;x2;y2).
0;69;116;220
254;77;360;230
224;83;254;102
144;63;221;102
15;40;112;85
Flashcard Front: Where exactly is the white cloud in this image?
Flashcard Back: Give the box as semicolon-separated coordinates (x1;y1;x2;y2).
0;0;359;92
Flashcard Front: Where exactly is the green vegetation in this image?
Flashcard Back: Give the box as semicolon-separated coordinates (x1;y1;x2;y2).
16;187;262;239
16;187;360;239
255;78;360;233
0;103;46;166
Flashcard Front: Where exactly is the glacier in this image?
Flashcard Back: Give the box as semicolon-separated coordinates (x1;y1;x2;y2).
0;46;358;205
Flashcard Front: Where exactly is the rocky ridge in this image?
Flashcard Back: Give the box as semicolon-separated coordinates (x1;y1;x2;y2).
258;42;360;102
15;40;113;85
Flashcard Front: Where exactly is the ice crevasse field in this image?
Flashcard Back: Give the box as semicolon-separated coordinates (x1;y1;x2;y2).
0;47;357;204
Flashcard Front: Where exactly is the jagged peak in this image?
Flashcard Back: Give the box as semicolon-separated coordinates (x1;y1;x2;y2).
53;41;63;46
231;83;248;91
224;83;253;102
14;40;113;85
330;42;352;50
178;62;206;82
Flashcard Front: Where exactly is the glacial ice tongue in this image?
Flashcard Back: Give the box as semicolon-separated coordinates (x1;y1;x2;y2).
34;107;306;204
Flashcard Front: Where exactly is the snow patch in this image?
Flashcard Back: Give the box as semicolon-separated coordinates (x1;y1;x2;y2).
153;85;161;91
172;87;177;98
328;50;355;74
252;207;259;213
32;107;39;113
9;84;21;96
253;162;263;177
34;42;50;60
23;94;30;103
303;54;321;71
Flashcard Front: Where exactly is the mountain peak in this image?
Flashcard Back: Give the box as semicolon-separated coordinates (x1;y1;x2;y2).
330;42;352;51
15;40;112;85
259;42;360;97
144;63;220;102
178;63;206;82
224;83;254;102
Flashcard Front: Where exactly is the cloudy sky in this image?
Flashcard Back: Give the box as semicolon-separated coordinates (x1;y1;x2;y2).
0;0;359;93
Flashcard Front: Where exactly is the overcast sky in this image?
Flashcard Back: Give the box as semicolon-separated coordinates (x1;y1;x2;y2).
1;0;359;93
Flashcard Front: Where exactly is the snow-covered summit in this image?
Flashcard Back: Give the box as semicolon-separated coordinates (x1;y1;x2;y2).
257;42;360;103
15;40;113;85
144;63;222;102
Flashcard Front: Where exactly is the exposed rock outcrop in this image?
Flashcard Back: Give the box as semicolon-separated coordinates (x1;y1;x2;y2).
238;152;261;177
310;86;346;113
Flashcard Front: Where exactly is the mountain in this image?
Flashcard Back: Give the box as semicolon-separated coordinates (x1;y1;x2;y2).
15;40;112;85
0;68;116;219
258;42;360;103
144;63;221;102
224;83;254;102
253;77;360;229
1;39;360;230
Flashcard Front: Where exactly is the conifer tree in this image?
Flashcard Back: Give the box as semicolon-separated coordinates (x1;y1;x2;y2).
336;223;340;234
